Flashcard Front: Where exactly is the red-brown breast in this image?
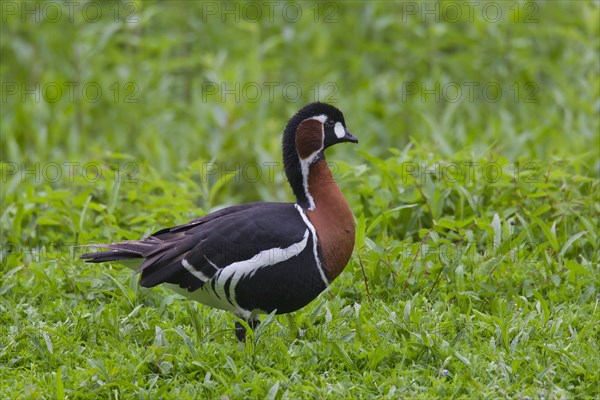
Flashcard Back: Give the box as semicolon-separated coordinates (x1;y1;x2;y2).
306;159;355;281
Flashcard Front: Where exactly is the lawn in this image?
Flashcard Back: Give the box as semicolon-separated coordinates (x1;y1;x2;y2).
1;1;599;399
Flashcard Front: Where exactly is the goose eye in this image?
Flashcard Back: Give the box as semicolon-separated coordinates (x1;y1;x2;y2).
325;120;335;127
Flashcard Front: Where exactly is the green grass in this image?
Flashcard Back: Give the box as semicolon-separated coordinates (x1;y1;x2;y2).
1;1;599;399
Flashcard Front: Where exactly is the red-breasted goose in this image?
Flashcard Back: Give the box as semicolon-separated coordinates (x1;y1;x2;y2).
81;102;358;341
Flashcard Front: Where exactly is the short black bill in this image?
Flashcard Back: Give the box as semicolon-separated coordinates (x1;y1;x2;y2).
342;128;358;144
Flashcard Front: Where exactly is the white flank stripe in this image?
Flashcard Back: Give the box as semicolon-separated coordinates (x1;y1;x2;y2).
295;204;329;286
182;258;210;282
214;229;310;308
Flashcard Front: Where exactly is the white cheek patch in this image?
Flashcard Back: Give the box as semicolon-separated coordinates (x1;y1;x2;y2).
334;122;345;139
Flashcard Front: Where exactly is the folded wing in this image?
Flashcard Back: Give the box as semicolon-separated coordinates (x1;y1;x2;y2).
81;202;308;293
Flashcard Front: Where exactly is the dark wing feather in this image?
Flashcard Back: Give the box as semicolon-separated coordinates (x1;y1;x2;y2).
82;202;308;293
81;203;263;262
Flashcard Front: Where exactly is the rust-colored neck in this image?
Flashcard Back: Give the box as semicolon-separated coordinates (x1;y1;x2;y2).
306;159;355;281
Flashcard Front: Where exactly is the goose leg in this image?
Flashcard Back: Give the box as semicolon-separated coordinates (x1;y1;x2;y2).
235;318;261;342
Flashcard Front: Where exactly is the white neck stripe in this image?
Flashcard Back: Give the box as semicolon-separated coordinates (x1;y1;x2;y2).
307;115;327;124
298;118;325;210
299;149;321;210
295;204;329;286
